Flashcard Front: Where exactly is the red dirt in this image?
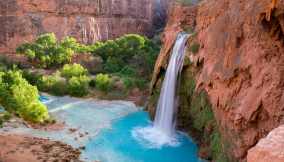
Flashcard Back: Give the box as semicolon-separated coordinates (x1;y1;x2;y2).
0;134;81;162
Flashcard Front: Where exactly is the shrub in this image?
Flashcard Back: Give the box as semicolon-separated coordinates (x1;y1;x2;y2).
37;72;61;92
61;63;88;78
0;112;11;128
119;66;137;77
90;34;160;77
89;79;96;88
122;77;135;89
95;74;112;92
16;33;88;68
103;57;124;73
189;42;200;54
50;79;68;96
22;70;43;85
67;75;90;97
0;70;49;123
122;76;147;90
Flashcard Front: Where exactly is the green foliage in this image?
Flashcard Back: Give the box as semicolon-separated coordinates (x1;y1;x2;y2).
190;91;214;131
119;66;137;77
95;74;112;92
189;42;200;54
36;66;91;97
89;78;96;88
210;130;229;162
104;57;124;73
122;77;147;89
177;68;229;161
16;33;88;68
2;112;11;121
37;71;62;92
50;79;68;96
61;63;88;78
176;0;195;5
0;70;49;123
22;70;43;85
67;75;90;97
90;34;160;78
0;111;11;128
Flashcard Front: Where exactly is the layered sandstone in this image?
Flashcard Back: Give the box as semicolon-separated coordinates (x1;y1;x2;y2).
247;125;284;162
151;0;284;161
0;0;154;54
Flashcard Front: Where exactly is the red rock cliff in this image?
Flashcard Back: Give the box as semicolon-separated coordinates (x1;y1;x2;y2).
0;0;154;54
151;0;284;161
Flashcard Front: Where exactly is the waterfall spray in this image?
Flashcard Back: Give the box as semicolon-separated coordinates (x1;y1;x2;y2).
132;32;190;148
153;33;189;136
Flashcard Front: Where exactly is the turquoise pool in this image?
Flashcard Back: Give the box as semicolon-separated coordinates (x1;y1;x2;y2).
4;95;202;162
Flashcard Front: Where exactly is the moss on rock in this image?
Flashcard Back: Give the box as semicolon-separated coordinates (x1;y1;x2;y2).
177;65;229;162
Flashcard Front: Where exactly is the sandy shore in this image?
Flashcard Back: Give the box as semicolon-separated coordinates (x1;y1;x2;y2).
0;134;82;162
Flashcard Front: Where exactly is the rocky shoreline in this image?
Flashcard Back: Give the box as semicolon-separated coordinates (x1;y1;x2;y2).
0;134;82;162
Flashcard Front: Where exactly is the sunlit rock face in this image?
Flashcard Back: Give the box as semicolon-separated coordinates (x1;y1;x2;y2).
247;125;284;162
151;0;284;161
0;0;154;54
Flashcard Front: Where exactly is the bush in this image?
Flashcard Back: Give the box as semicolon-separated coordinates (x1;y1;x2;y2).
89;79;96;88
61;63;88;78
22;70;43;85
189;42;200;54
16;33;88;68
67;76;90;97
35;64;91;96
119;66;137;77
103;57;124;73
95;74;112;92
90;34;160;77
0;112;11;128
121;76;147;90
0;70;49;123
37;72;62;92
50;79;68;96
36;72;69;96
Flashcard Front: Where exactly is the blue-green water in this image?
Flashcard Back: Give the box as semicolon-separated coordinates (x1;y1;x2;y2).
83;111;202;162
3;95;202;162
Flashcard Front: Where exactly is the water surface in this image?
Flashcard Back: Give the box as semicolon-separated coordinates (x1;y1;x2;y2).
1;95;202;162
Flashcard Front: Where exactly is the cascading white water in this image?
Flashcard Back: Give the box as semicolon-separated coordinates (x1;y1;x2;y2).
154;33;190;136
132;33;190;148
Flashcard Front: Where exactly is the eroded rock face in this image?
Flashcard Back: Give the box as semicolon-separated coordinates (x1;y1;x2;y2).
150;3;197;94
247;125;284;162
0;0;154;54
196;0;284;160
151;0;284;161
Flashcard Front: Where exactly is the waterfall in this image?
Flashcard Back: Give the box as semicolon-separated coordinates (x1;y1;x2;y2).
132;33;190;148
154;33;190;136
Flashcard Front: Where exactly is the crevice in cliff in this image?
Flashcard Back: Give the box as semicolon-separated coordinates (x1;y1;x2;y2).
259;0;284;44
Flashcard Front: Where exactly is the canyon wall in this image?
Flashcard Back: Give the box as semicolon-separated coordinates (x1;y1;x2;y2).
150;0;284;161
0;0;154;54
247;125;284;162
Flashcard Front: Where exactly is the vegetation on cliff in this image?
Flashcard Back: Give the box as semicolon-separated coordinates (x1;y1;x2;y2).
178;61;229;162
